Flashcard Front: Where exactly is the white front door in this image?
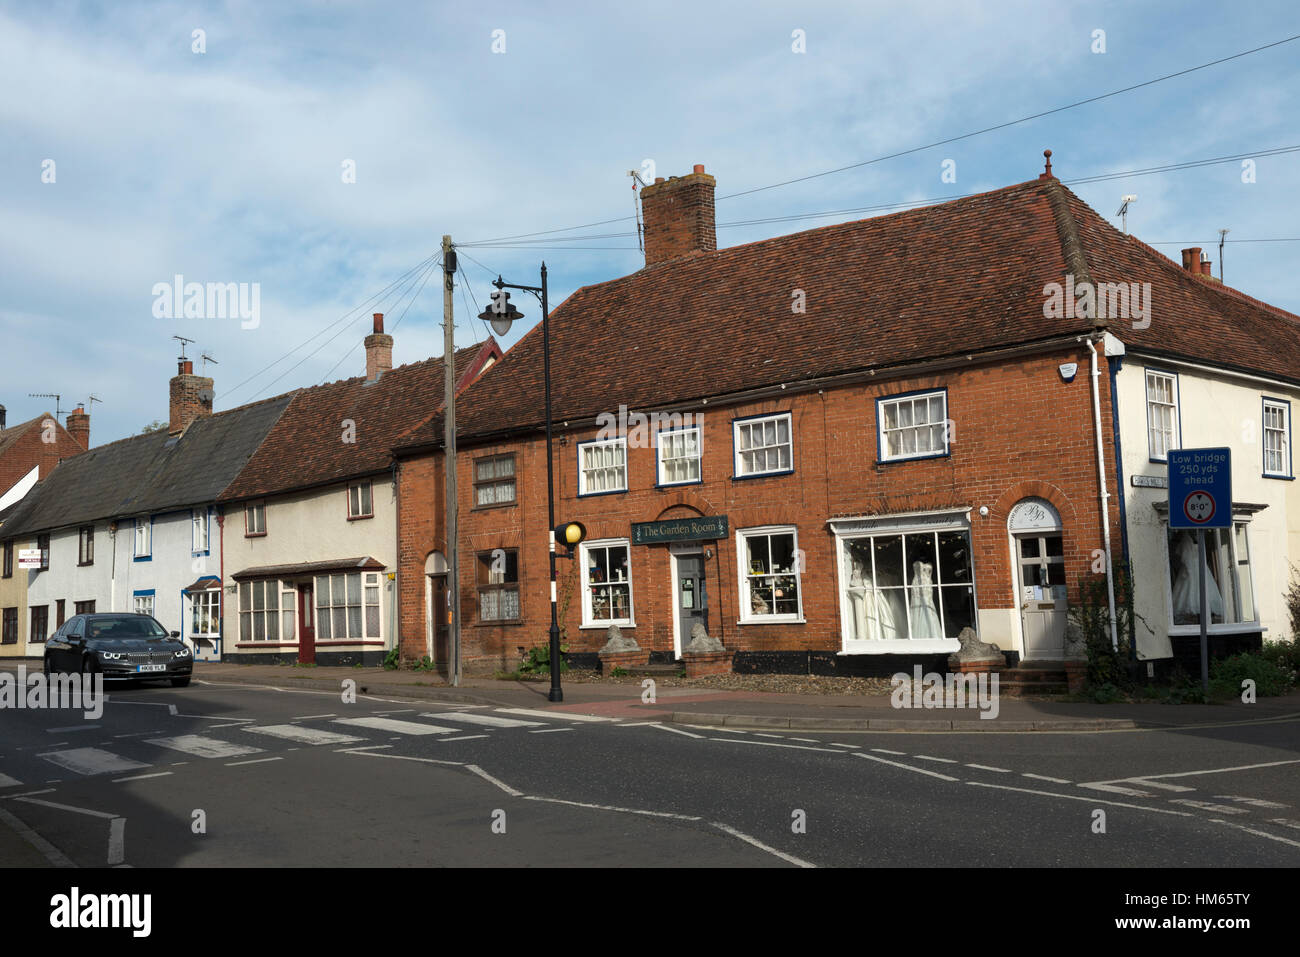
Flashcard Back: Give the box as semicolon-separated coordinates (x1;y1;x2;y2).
1016;533;1067;659
670;548;705;658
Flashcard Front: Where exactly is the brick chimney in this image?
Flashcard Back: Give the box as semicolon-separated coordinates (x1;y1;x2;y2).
0;404;6;431
640;164;716;266
66;404;90;450
365;312;393;381
169;358;214;435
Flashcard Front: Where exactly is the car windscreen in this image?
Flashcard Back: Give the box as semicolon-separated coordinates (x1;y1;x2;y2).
86;617;169;639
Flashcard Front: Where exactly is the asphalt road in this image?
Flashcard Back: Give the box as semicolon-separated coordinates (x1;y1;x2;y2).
2;677;1298;867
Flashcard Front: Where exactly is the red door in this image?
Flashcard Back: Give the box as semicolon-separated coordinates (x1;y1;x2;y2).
298;584;316;664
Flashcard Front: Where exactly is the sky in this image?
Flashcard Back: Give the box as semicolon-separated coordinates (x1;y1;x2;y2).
2;0;1298;446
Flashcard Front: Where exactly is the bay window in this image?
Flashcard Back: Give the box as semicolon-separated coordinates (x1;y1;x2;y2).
1166;522;1258;629
315;571;381;639
240;579;295;642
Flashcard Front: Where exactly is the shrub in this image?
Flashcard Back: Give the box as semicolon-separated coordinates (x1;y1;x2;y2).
1259;635;1300;675
1208;652;1296;699
1069;564;1135;691
518;642;569;675
382;647;400;671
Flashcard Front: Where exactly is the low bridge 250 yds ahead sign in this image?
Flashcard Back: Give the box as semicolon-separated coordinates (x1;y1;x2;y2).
1168;448;1232;529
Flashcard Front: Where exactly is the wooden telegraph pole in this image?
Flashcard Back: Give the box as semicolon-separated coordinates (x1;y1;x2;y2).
443;235;461;686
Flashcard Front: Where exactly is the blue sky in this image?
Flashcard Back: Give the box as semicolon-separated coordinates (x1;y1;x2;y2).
2;1;1297;445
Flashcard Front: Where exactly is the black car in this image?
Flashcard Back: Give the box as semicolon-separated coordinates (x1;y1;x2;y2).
44;613;193;687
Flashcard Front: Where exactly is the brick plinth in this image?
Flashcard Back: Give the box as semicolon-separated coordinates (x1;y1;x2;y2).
948;658;1005;674
598;649;647;673
1065;659;1088;693
682;651;733;677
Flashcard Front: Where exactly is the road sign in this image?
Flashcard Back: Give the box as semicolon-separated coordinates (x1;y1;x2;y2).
1167;448;1232;529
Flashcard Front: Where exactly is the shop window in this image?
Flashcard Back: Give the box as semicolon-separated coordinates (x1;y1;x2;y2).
739;527;802;621
1167;523;1257;628
316;572;381;639
581;540;633;626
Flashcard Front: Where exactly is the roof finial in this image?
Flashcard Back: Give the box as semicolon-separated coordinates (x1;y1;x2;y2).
1040;149;1054;180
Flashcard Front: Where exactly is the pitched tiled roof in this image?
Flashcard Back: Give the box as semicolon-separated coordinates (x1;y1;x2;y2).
2;395;293;537
396;177;1300;448
220;341;500;502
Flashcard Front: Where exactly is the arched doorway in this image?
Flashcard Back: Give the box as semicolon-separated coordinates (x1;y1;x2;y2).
424;551;449;664
1008;498;1066;659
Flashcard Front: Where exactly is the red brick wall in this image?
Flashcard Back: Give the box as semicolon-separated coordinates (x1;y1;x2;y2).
0;419;86;495
398;346;1123;672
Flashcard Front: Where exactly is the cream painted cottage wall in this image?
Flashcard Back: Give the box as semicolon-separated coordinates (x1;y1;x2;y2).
1115;353;1297;661
220;476;398;662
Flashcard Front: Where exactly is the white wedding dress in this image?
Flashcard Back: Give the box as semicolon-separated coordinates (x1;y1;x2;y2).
908;560;943;639
1171;532;1224;620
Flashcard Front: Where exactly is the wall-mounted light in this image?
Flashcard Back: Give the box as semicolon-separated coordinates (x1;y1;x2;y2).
979;506;990;517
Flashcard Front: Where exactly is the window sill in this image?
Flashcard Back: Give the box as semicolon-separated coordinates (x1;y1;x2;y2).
840;639;961;655
314;639;385;646
655;478;703;490
474;619;525;627
576;488;628;499
234;642;299;648
877;450;950;466
472;501;518;511
244;532;267;538
1167;623;1265;637
737;616;805;626
133;555;152;562
580;621;636;630
1262;472;1295;481
347;514;375;522
77;562;94;568
731;468;795;482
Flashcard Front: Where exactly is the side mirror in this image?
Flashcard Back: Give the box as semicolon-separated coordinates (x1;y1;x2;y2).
170;630;181;638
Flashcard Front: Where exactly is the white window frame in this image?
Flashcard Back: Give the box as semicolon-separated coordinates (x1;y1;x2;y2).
733;413;793;478
245;501;266;536
133;593;155;617
348;481;374;519
192;508;210;553
831;512;975;655
877;390;949;462
579;538;635;628
1262;398;1292;478
736;525;804;624
577;437;628;496
1163;518;1260;635
656;426;702;486
133;518;152;559
191;590;220;638
239;579;294;643
315;571;381;641
1145;369;1180;462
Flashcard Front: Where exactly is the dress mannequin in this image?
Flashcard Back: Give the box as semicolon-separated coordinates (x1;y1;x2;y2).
909;560;943;639
1171;532;1224;621
846;558;874;640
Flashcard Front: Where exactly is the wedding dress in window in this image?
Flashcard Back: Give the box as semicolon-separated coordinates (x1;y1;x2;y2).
909;560;943;639
1171;531;1224;620
846;557;905;640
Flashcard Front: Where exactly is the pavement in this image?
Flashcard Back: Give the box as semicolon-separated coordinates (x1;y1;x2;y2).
23;658;1288;733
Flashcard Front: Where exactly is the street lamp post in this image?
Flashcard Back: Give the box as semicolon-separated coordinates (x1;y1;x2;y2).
480;265;565;702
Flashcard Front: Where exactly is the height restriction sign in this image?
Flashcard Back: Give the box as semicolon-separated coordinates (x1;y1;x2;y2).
1167;448;1232;529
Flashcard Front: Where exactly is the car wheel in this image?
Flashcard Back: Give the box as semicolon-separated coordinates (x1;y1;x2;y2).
170;677;191;688
81;654;101;678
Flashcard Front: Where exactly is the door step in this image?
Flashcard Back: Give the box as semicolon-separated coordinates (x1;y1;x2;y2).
998;665;1068;697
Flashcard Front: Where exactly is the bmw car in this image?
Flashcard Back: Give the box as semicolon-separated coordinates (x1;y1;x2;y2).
43;613;193;687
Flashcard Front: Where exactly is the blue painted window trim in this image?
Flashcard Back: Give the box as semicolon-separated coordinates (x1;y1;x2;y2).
655;425;704;489
575;436;629;498
875;387;951;465
1143;367;1182;464
1261;395;1294;480
731;410;795;481
132;515;153;562
132;588;155;597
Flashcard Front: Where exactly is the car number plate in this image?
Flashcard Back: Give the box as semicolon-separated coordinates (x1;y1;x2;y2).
137;664;166;673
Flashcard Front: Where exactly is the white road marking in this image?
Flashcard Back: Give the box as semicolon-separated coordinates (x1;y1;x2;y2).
46;725;101;733
242;725;363;745
1128;778;1196;792
1209;818;1300;849
1022;773;1071;784
1083;758;1300;787
648;724;703;739
0;804;74;867
1170;799;1248;815
340;750;462;766
1268;818;1300;830
830;743;860;749
440;735;490;742
227;757;284;767
421;711;543;728
0;773;22;788
14;796;119;819
2;789;55;800
870;748;906;756
708;728;749;735
967;781;1195;815
614;721;659;727
292;713;337;720
788;737;820;743
466;764;524;796
708;739;841;754
966;764;1013;773
1078;783;1154;797
529;728;575;734
333;717;457;735
372;709;416;715
146;735;265;760
525;794;700;822
114;731;164;738
1213;795;1288;808
336;745;392;752
112;772;173;783
709;821;816;869
753;733;784;739
38;748;149;776
494;708;614;723
108;817;126;865
855;752;959;782
915;755;959;764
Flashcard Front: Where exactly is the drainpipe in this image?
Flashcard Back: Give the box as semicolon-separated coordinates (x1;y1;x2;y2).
1085;337;1120;651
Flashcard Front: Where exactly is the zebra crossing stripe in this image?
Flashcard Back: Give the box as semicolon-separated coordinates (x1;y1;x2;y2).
422;712;544;728
146;735;264;759
37;748;149;776
0;773;22;788
494;708;614;723
1078;783;1153;797
242;725;364;746
333;717;458;735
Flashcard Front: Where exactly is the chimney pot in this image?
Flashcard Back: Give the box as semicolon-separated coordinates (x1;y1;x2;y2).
1181;247;1202;272
0;404;6;431
639;164;717;266
373;312;384;334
